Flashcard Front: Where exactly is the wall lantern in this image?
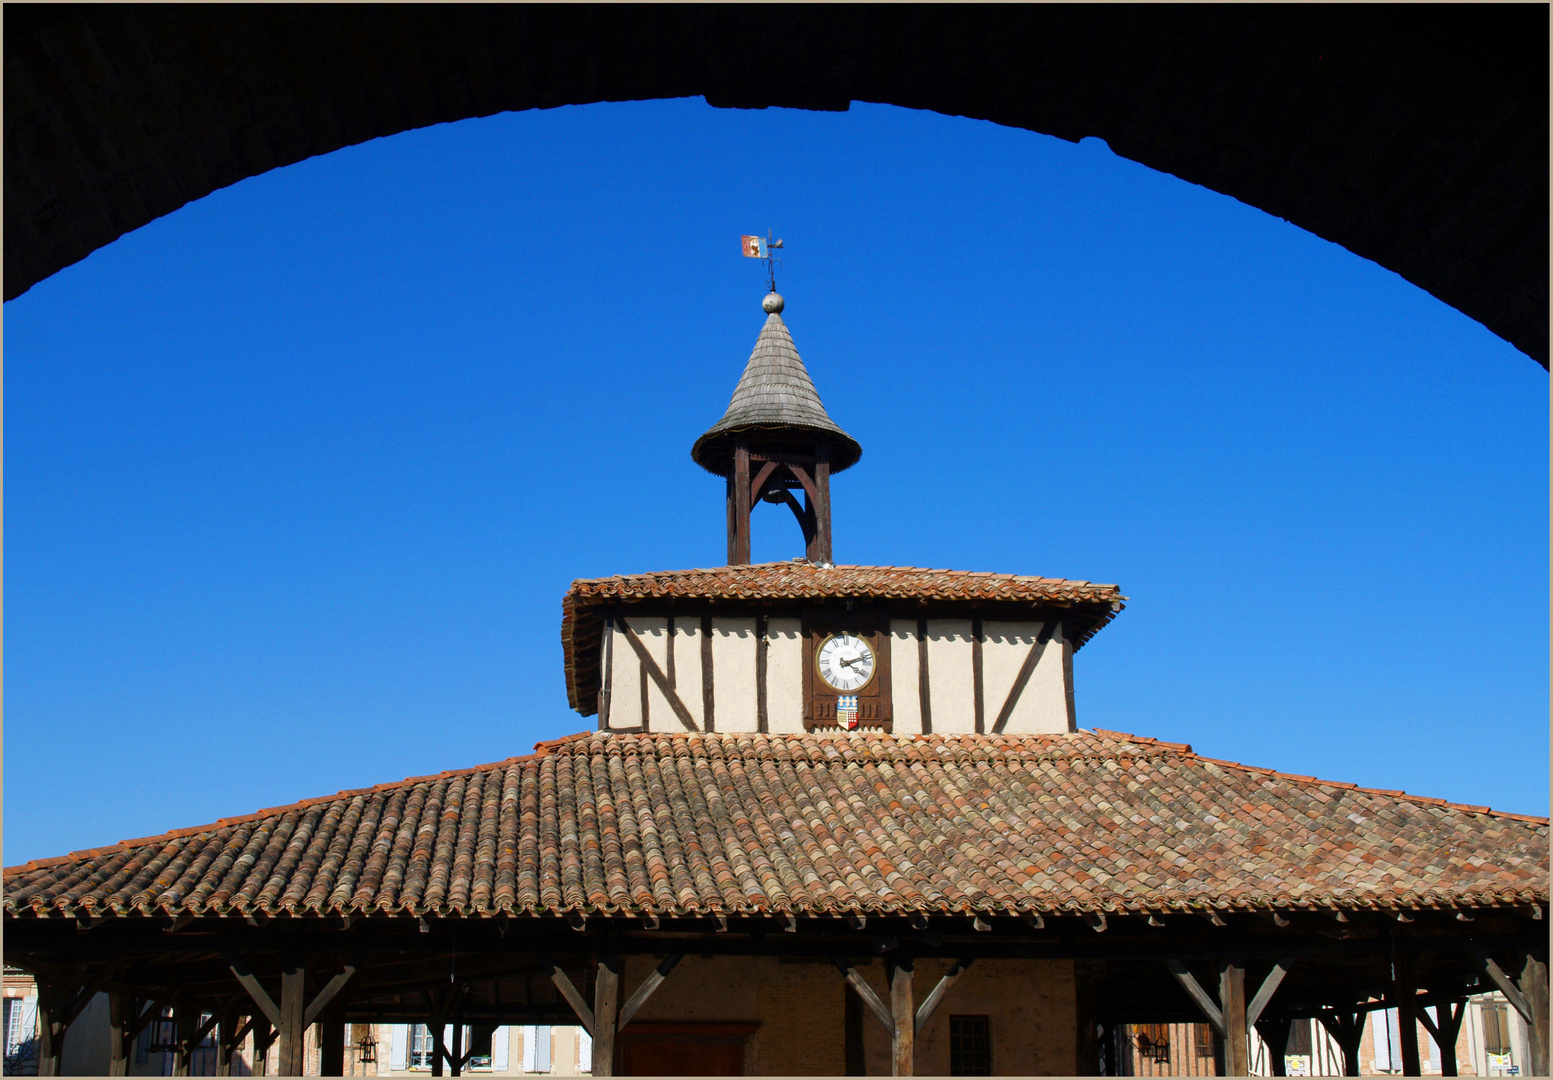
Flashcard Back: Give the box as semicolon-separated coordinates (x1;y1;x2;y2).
357;1033;378;1065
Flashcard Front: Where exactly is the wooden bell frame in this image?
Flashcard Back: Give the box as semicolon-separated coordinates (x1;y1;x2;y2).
726;438;832;564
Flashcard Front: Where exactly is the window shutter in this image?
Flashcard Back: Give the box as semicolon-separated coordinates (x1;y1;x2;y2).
492;1027;510;1071
522;1026;536;1072
390;1025;408;1071
536;1026;552;1072
577;1029;593;1074
1373;1010;1394;1072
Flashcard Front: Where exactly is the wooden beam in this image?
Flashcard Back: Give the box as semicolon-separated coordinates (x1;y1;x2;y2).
1392;952;1421;1077
317;1008;346;1077
1220;957;1248;1077
1521;951;1549;1077
971;617;984;734
618;954;683;1030
617;617;699;731
1245;958;1293;1029
543;961;594;1035
889;954;915;1076
592;955;621;1077
732;442;751;564
1166;959;1224;1035
915;959;972;1034
1475;951;1534;1023
1315;1009;1363;1077
701;615;715;732
834;959;896;1037
108;994;132;1076
756;615;768;734
812;442;832;563
989;621;1055;734
916;618;932;734
222;947;281;1027
302;953;364;1027
748;459;780;507
277;949;306;1077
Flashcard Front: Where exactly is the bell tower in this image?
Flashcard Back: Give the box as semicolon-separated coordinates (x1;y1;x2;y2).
692;292;862;564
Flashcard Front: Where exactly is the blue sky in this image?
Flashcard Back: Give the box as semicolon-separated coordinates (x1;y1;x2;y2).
5;99;1546;865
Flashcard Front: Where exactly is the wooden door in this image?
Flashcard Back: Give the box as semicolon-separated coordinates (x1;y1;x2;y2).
617;1023;757;1076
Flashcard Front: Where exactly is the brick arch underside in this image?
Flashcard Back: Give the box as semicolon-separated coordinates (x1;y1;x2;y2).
6;5;1548;366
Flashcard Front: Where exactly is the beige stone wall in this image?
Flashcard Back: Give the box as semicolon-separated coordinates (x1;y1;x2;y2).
712;617;760;732
766;617;805;732
605;613;1072;737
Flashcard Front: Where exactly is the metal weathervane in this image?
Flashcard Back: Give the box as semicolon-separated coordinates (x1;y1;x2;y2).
740;230;784;292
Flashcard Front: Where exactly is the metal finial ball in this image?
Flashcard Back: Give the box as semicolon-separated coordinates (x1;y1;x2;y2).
762;292;784;314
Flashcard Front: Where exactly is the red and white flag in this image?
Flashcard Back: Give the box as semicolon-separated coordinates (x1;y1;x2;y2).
740;235;768;258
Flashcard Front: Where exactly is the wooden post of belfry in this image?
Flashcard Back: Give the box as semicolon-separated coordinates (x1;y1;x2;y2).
888;954;914;1076
593;955;622;1077
251;1015;274;1076
318;1005;346;1076
1220;957;1248;1077
810;440;832;563
277;949;307;1076
36;982;63;1077
730;442;752;564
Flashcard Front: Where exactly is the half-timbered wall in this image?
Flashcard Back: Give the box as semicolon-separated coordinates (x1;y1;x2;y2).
602;615;1073;735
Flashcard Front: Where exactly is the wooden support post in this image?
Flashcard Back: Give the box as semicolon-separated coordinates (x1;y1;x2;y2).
36;982;64;1077
888;955;914;1076
251;1015;275;1076
1521;951;1549;1078
215;1013;238;1076
108;994;133;1076
1417;1000;1466;1077
1074;960;1102;1077
1317;1011;1363;1077
844;977;865;1076
318;1007;346;1077
449;1015;464;1077
731;443;751;565
593;955;622;1077
811;441;831;563
277;950;307;1077
1256;1018;1291;1076
173;1006;199;1076
1220;957;1248;1077
1391;953;1422;1077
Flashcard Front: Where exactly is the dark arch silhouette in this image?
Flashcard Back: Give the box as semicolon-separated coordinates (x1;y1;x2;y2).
6;5;1547;366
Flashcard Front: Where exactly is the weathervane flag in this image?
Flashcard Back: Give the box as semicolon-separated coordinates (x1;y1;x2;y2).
740;234;768;259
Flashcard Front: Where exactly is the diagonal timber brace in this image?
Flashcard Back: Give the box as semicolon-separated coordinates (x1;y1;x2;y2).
834;959;896;1039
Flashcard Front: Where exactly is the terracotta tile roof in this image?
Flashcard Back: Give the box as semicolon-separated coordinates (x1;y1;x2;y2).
562;561;1126;714
6;730;1543;922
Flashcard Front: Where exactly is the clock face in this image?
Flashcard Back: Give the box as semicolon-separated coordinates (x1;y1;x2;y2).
816;633;876;692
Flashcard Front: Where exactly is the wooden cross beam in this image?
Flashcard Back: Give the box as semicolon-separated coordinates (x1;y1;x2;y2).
616;617;699;731
543;960;594;1035
1474;950;1534;1023
833;959;896;1038
990;622;1055;733
618;955;683;1030
914;959;972;1034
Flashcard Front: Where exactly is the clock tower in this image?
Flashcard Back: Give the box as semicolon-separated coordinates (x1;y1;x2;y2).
562;292;1123;736
691;291;861;566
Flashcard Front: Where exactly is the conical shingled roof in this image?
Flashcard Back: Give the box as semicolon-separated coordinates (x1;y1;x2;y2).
691;307;862;477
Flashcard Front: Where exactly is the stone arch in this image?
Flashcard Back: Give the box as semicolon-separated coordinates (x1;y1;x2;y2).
5;5;1546;365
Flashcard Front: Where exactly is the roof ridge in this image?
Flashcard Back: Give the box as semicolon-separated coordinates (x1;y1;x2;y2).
1090;728;1547;825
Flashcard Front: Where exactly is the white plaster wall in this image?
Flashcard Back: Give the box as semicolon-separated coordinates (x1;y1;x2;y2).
925;619;976;733
766;617;805;733
889;620;922;735
981;621;1070;734
712;617;758;732
605;620;641;730
669;618;705;729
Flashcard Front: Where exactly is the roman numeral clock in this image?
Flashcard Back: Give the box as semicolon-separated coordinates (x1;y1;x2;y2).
803;612;892;730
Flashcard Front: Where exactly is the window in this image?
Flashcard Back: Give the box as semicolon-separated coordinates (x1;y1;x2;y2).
1372;1008;1404;1073
577;1028;593;1074
523;1026;552;1073
949;1015;991;1076
1194;1023;1216;1058
410;1024;436;1070
1482;1003;1510;1055
4;997;39;1074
